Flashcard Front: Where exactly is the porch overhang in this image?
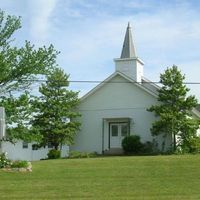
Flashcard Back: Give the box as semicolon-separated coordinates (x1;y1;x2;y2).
102;117;132;154
102;117;132;121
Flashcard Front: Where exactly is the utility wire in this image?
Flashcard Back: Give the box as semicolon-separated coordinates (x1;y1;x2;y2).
19;79;200;84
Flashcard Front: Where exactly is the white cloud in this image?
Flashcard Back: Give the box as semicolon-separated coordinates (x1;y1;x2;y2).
28;0;57;43
126;0;154;9
60;3;200;99
2;0;200;100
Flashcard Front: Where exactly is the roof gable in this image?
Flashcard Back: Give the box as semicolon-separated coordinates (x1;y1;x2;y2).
80;72;158;102
80;72;200;118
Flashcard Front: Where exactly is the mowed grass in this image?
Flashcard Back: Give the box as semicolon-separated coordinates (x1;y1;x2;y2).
0;155;200;199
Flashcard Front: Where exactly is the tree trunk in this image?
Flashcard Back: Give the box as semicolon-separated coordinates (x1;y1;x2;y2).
173;133;176;152
54;144;58;150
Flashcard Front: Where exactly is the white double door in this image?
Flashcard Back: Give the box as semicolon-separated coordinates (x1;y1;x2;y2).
110;123;129;148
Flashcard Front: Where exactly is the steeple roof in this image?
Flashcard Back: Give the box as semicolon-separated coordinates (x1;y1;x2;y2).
120;22;136;58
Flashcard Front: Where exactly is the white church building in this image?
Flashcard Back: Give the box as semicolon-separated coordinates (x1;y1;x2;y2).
0;23;200;160
70;23;200;154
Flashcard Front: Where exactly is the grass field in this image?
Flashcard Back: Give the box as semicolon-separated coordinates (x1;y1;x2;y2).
0;155;200;199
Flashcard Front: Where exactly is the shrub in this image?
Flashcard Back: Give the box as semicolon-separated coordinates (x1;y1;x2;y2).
0;152;11;168
69;151;97;159
122;135;143;154
47;149;61;159
189;137;200;154
142;141;154;153
11;160;28;168
178;137;200;154
141;141;160;155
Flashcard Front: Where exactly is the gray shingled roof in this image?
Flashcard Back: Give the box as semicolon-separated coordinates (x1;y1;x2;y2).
196;104;200;112
120;22;136;58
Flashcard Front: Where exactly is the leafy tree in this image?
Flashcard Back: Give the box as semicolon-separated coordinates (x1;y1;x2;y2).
148;65;199;151
0;10;58;94
0;92;42;143
31;68;81;150
0;10;59;141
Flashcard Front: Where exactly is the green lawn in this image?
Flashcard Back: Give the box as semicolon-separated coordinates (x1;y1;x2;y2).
0;155;200;199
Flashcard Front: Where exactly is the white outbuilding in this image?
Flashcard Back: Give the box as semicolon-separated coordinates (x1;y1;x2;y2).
0;107;68;161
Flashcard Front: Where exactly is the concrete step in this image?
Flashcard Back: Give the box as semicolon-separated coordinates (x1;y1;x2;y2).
104;148;123;155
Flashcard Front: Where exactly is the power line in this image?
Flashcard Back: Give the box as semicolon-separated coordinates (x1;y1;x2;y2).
19;79;200;84
69;81;200;84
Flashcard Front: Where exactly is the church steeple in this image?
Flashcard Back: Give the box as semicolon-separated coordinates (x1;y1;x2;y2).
114;23;144;83
120;22;136;58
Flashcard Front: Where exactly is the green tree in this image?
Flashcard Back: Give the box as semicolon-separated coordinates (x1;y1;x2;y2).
0;10;59;141
148;65;199;151
31;68;81;150
0;10;58;94
0;92;42;143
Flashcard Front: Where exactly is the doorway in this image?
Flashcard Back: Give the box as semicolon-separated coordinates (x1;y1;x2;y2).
109;123;129;148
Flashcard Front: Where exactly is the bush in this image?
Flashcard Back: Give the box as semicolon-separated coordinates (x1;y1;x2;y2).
69;151;97;159
189;137;200;154
122;135;143;154
11;160;28;168
0;152;11;168
141;141;160;155
142;141;154;153
178;137;200;154
47;149;61;159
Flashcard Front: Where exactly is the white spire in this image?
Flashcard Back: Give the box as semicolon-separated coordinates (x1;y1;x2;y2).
114;23;144;83
120;22;136;58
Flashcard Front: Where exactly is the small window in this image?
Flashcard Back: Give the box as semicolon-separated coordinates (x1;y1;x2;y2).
48;142;54;148
111;125;118;137
22;141;28;149
121;124;128;137
32;144;38;150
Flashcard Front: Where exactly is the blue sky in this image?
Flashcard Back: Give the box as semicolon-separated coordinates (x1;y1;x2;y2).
1;0;200;100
